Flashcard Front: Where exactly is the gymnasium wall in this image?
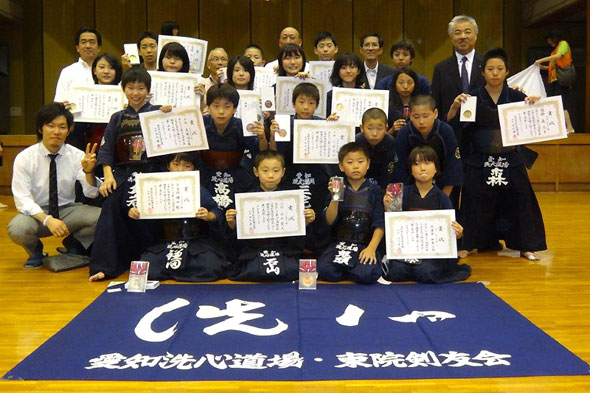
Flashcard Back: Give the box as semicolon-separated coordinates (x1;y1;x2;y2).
0;0;584;134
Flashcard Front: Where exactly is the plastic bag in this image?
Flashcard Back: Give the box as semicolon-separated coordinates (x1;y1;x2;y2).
507;64;546;98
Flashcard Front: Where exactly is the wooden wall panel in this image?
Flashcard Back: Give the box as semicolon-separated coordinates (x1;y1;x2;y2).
43;0;95;104
527;145;557;184
95;0;147;57
302;0;353;58
23;0;44;133
404;0;453;80
251;0;302;64
199;0;251;74
503;0;523;72
454;0;503;53
147;0;199;38
353;0;403;67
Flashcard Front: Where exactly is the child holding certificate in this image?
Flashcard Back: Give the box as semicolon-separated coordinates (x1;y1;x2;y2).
355;108;396;190
382;145;471;283
131;152;227;282
326;53;366;116
199;84;268;212
446;48;546;261
225;150;315;281
158;42;190;73
269;83;337;254
393;95;463;198
89;67;172;281
277;44;309;78
318;142;385;284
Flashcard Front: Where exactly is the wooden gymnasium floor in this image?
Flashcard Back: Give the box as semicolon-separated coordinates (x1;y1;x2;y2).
0;192;589;393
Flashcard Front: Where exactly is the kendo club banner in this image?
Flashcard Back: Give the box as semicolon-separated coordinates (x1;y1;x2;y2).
4;283;588;381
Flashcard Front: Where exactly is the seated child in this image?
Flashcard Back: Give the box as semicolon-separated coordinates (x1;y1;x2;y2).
355;107;396;189
200;83;268;212
393;95;463;197
382;145;471;283
131;152;227;282
318;142;384;284
225;150;315;281
269;82;337;254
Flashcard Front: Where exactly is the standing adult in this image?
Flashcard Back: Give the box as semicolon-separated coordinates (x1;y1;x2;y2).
359;33;394;90
265;27;309;72
54;27;102;102
535;29;575;133
431;15;485;123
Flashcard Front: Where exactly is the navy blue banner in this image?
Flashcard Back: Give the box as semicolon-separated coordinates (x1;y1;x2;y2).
4;283;588;381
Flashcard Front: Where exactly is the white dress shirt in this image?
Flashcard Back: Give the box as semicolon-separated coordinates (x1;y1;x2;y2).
364;62;379;89
455;49;475;84
12;142;100;216
54;58;95;102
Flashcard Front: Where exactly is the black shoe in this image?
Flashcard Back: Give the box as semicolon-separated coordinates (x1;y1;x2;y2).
23;252;48;269
56;247;84;255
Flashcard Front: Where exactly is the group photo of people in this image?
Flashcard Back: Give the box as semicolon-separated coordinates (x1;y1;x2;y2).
7;11;576;287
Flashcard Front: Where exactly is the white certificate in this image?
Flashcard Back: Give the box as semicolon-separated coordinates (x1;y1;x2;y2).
157;35;208;75
139;106;209;157
253;66;277;91
498;96;567;146
309;61;334;90
293;120;355;164
235;189;306;240
235;90;262;137
276;77;328;118
331;87;389;126
136;171;201;219
148;71;200;108
71;85;125;123
385;210;457;260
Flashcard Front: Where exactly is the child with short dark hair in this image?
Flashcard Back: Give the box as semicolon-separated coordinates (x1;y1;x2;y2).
326;53;367;116
227;55;256;90
225;150;315;281
268;82;337;254
382;145;471;283
318;142;385;284
158;42;190;73
313;31;339;61
393;95;463;197
200;84;268;212
244;44;265;66
375;40;431;94
90;66;172;281
131;152;227;282
355;108;396;189
277;44;309;78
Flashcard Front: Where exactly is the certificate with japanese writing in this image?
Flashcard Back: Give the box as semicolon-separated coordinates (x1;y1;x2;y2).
139;106;209;157
235;190;306;240
136;171;201;219
253;66;277;91
331;87;389;126
235;90;262;137
71;85;125;123
148;71;200;108
276;77;328;118
498;96;567;146
309;61;334;90
385;210;457;260
293;120;355;164
158;35;208;75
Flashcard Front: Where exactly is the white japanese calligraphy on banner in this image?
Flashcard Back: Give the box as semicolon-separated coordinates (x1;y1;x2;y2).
331;87;389;126
71;85;125;123
385;210;457;259
135;171;201;219
498;96;568;146
157;35;208;75
253;66;277;91
235;190;306;239
293;120;355;164
308;61;335;91
148;71;201;108
139;106;209;157
276;77;328;118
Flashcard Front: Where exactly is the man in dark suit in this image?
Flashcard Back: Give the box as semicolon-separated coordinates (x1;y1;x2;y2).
431;15;485;122
359;33;394;89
